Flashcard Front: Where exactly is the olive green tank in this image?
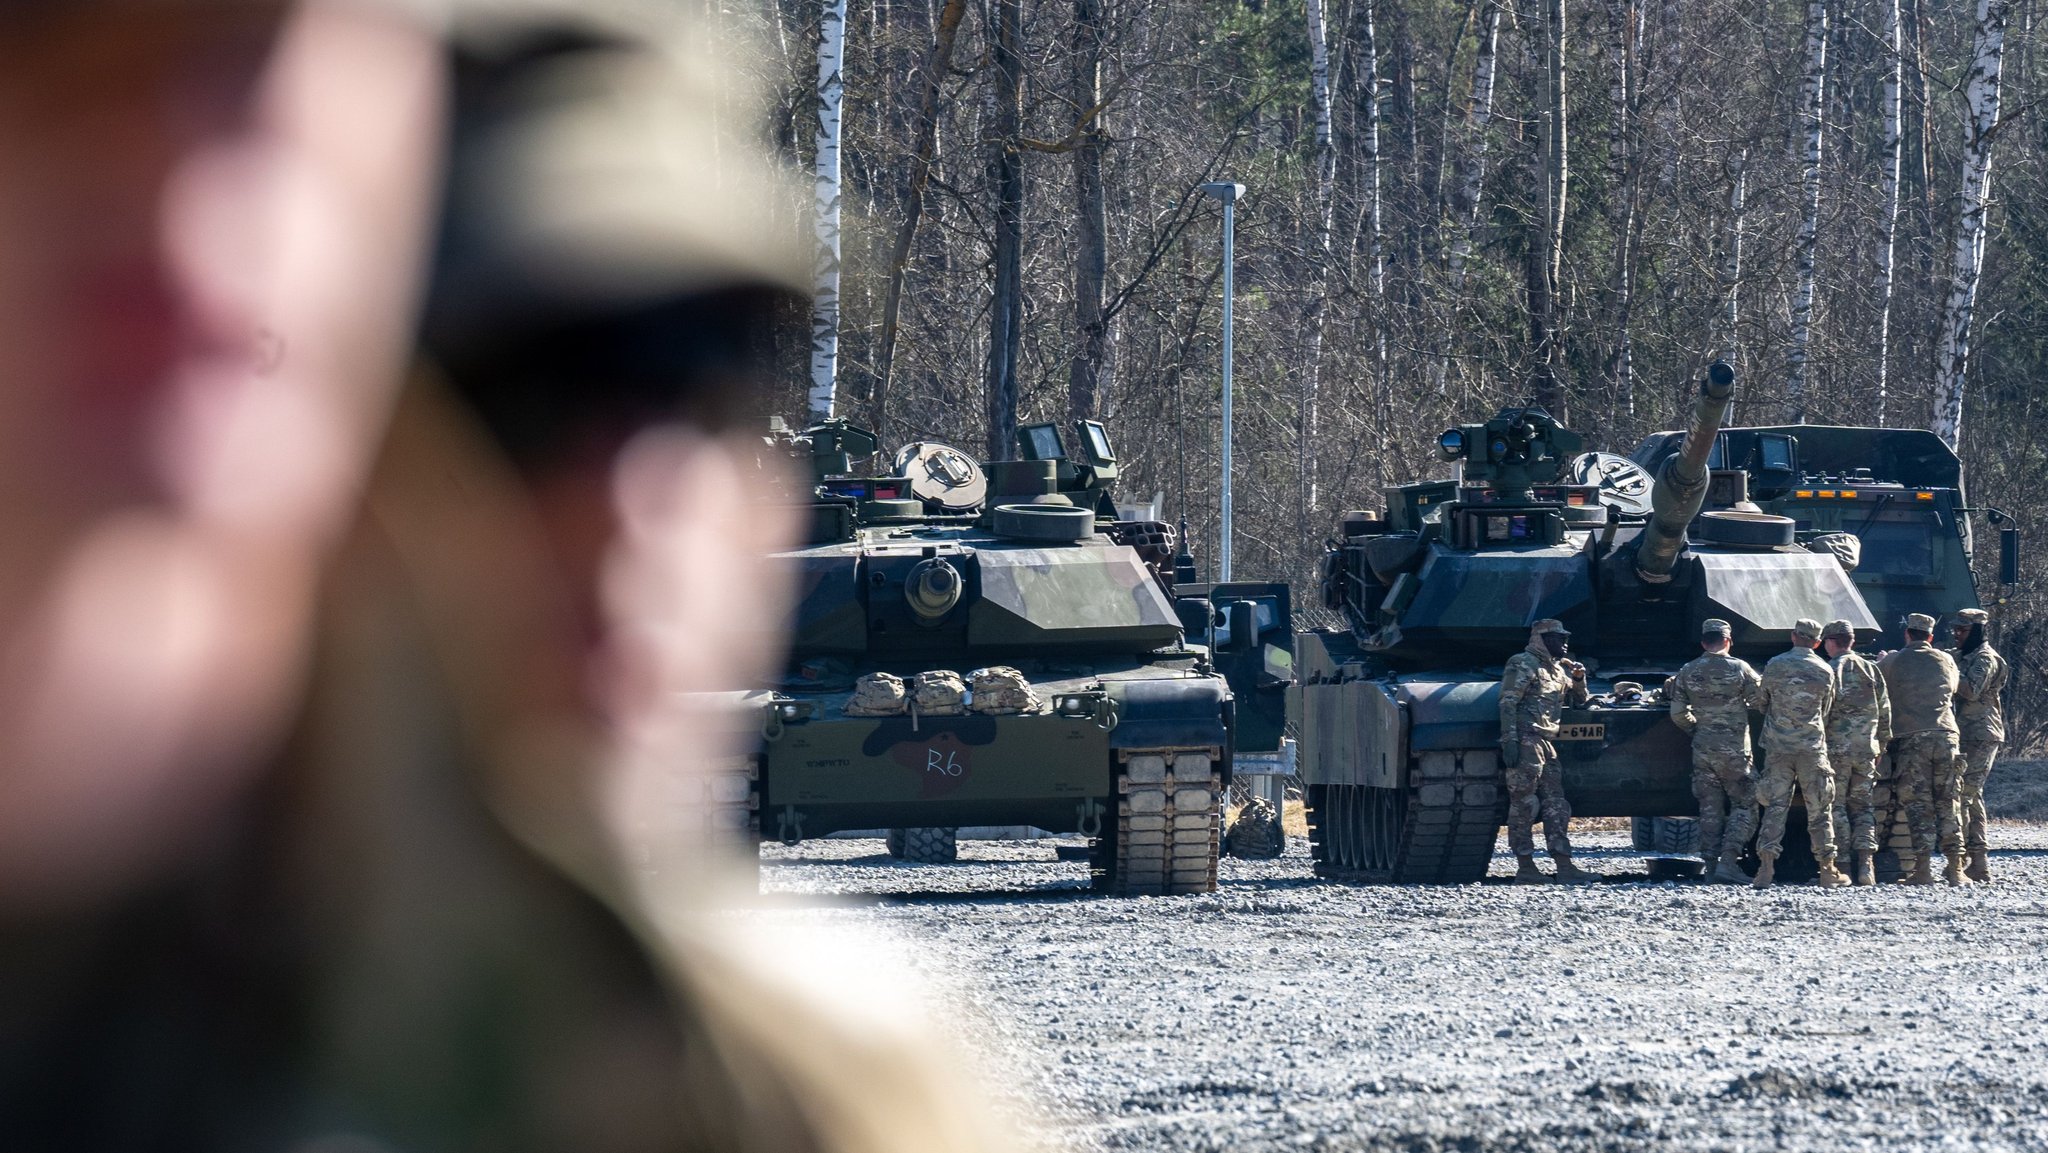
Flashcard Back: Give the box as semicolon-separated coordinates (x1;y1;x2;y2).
737;418;1288;895
1292;364;1891;883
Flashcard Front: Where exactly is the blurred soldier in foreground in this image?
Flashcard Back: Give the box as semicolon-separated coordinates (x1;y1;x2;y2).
1823;619;1891;887
0;5;1011;1150
1947;608;2007;882
1667;619;1761;884
1878;613;1966;886
1498;619;1595;883
1752;618;1845;889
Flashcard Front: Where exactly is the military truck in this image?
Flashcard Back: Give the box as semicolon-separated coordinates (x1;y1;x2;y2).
1293;364;1886;882
741;417;1286;895
1624;422;2018;863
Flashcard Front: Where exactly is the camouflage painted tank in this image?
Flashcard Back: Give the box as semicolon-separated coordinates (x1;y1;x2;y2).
739;417;1286;896
1625;417;2017;873
1292;364;1885;882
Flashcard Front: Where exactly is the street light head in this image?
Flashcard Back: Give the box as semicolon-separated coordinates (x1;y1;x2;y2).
1198;181;1245;204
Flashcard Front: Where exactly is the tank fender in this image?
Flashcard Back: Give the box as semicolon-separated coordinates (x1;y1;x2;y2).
1105;678;1230;756
1397;679;1502;751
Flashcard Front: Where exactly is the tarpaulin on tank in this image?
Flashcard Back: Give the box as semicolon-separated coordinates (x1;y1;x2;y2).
969;546;1181;649
1692;550;1876;639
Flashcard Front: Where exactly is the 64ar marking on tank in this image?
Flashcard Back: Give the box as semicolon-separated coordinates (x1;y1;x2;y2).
1557;723;1606;741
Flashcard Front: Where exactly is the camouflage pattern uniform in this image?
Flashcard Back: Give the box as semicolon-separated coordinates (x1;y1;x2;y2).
1877;618;1963;860
1948;609;2008;853
1666;623;1761;864
1498;620;1589;858
1754;622;1839;861
1824;622;1892;856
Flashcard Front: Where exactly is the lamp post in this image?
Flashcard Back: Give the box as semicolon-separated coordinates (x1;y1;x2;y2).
1199;181;1244;582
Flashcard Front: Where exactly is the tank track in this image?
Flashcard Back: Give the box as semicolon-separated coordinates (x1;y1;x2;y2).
1308;748;1500;884
1091;749;1222;895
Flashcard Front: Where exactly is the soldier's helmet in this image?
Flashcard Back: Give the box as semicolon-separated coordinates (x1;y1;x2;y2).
1700;618;1731;639
1821;619;1856;642
1530;618;1570;637
1903;612;1938;634
1792;618;1823;641
1956;608;1990;626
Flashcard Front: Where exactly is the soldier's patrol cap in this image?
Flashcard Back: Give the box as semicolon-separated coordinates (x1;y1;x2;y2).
1903;612;1938;633
1531;619;1570;637
1956;608;1991;625
1700;619;1731;638
1791;618;1823;641
1821;619;1856;641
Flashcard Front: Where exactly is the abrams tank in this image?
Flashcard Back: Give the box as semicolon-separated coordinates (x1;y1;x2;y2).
745;417;1282;896
1293;363;1881;882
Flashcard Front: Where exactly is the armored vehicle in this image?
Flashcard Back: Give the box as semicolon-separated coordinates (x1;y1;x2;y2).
745;417;1285;895
1624;421;2018;864
1294;364;1883;882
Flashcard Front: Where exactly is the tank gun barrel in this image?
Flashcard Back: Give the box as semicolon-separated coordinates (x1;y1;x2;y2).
1636;361;1735;582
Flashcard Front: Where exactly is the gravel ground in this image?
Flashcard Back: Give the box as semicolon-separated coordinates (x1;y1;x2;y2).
747;823;2048;1152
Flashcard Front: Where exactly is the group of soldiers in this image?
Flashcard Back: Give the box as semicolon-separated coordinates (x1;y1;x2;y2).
1497;611;2009;888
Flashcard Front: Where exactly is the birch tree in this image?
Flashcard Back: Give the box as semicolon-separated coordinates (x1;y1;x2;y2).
1444;0;1501;294
1785;0;1827;420
1528;0;1569;415
1604;0;1639;419
809;0;849;421
1874;0;1904;423
1301;0;1336;521
1931;0;2012;450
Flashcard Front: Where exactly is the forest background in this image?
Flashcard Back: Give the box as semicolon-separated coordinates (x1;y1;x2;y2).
708;0;2048;748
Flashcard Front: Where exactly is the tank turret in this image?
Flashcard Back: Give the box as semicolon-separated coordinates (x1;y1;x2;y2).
1635;361;1735;582
1292;361;1881;884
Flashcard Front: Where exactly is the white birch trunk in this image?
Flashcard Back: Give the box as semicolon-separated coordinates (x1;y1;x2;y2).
808;0;849;422
1785;0;1827;419
1303;0;1335;521
1445;0;1500;294
1875;0;1903;424
1360;0;1384;317
1931;0;2011;450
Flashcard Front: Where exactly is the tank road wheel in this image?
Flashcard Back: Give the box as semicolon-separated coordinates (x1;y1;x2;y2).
1309;750;1499;883
1091;749;1222;896
884;828;958;863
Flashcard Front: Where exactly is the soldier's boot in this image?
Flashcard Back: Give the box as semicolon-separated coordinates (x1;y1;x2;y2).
1710;854;1750;885
1901;856;1935;886
1853;852;1876;887
1514;854;1546;884
1966;848;1991;883
1943;854;1973;887
1551;853;1598;885
1750;851;1777;890
1814;859;1850;889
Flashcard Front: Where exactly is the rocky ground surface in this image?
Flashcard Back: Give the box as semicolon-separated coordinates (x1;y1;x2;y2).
746;807;2048;1152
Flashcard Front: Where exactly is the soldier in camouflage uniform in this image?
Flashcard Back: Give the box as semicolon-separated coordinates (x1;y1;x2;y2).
1666;619;1761;884
1822;619;1892;886
1498;619;1595;884
1877;613;1966;886
1753;618;1848;889
1947;608;2008;882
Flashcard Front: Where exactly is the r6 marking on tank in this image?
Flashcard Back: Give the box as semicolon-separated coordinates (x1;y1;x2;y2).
924;747;966;777
1557;723;1606;741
